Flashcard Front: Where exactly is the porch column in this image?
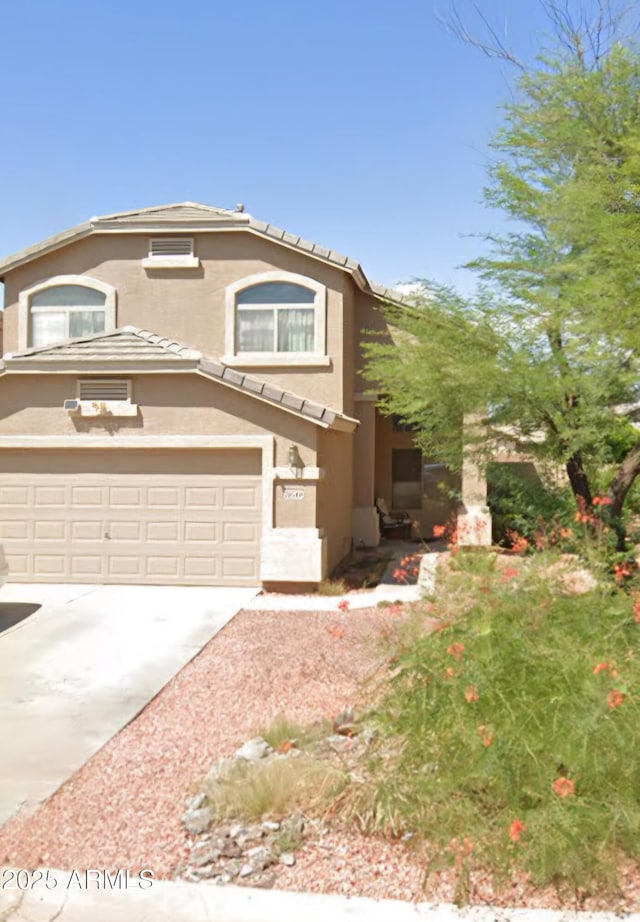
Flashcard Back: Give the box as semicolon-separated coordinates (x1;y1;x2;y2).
351;395;380;547
457;414;492;546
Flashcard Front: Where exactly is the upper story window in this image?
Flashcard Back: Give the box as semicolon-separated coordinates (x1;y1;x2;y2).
18;275;117;351
223;271;328;367
237;282;315;352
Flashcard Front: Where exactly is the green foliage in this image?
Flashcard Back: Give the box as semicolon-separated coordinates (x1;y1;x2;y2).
362;42;640;526
364;557;640;897
486;463;575;545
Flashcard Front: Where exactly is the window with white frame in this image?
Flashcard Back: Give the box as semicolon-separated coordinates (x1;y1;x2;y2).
19;276;117;351
236;282;317;353
30;285;107;348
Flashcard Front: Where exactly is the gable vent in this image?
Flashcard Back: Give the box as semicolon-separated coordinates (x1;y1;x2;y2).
149;237;193;257
78;378;131;401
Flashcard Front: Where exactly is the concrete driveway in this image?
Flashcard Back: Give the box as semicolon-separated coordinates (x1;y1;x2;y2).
0;583;258;826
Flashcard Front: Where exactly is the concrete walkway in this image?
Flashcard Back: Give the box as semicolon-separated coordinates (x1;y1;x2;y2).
0;583;257;825
1;873;635;922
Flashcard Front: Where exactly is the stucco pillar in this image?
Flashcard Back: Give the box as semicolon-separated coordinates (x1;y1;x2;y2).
351;395;380;547
457;414;492;546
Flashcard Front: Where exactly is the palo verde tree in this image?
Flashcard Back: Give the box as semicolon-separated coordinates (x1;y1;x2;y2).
363;3;640;548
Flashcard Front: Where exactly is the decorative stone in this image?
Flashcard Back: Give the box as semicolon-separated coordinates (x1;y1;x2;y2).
185;792;207;812
280;852;296;866
205;758;235;785
220;840;243;859
235;737;272;762
246;845;278;871
228;823;247;839
189;843;221;867
182;807;215;835
239;863;254;878
261;820;281;832
251;872;276;889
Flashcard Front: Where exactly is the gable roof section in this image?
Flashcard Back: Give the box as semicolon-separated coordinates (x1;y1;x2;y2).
0;202;407;304
0;326;357;432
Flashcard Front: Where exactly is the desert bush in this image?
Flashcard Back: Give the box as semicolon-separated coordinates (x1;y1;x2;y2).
362;555;640;897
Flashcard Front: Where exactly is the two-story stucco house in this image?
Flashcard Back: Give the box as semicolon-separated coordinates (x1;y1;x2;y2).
0;202;461;588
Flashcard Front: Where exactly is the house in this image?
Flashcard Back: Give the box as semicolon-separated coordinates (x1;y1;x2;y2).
0;202;465;589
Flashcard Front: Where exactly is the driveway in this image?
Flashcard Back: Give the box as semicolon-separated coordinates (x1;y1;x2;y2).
0;583;258;826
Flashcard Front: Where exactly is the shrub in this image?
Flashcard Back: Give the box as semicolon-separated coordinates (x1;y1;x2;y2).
363;555;640;898
486;463;574;547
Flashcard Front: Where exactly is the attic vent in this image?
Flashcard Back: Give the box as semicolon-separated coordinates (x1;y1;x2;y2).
149;237;193;257
78;378;131;401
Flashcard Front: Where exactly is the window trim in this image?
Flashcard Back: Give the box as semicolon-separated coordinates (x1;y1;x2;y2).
18;275;117;351
222;271;327;367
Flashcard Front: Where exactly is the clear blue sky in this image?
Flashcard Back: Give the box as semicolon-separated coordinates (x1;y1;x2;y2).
0;1;578;293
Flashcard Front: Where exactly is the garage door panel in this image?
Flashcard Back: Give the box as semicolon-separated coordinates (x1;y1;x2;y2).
109;521;144;542
71;556;105;578
184;557;217;578
146;521;180;542
184;522;217;542
34;521;66;540
71;521;103;541
0;451;261;586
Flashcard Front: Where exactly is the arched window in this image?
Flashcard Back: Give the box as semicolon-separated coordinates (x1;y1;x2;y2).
19;276;117;350
236;282;316;353
224;272;327;364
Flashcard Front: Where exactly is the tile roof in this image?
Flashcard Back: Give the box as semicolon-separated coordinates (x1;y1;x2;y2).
0;202;407;304
1;327;357;431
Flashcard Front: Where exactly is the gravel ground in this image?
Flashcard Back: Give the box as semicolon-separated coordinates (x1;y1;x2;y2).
0;607;394;878
1;603;639;912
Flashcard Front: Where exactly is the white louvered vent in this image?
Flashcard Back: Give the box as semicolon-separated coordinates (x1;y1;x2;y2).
78;378;131;401
149;237;194;257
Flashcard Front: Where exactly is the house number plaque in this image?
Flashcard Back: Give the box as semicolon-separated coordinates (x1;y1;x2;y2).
283;487;305;501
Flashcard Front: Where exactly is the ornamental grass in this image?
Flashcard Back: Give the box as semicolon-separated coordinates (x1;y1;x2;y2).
363;552;640;898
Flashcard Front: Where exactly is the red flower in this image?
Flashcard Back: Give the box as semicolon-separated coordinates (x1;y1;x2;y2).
593;496;612;506
477;725;493;747
552;777;575;798
337;599;350;612
328;625;345;640
433;524;447;538
446;642;465;661
608;689;626;709
509;819;526;843
593;662;610;675
465;685;479;703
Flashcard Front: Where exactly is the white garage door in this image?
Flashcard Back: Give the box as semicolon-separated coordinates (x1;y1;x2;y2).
0;450;262;586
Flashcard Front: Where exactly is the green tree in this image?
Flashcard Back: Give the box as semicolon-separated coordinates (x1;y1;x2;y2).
363;22;640;548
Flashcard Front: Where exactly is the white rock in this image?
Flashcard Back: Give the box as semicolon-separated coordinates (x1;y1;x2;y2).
235;737;272;762
239;864;253;878
280;852;296;866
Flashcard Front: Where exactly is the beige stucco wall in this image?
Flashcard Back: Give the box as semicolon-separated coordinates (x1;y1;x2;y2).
2;232;354;413
0;372;318;466
317;427;354;573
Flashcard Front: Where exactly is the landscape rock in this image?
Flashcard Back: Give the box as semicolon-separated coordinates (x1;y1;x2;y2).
261;820;280;832
239;863;253;878
249;872;276;889
182;806;215;836
280;852;296;866
189;843;221;867
235;737;272;762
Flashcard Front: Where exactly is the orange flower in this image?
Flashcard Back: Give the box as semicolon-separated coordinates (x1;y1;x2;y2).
433;524;447;538
446;642;465;661
337;599;350;612
593;496;612;506
593;662;610;675
465;684;479;703
477;725;493;747
509;819;526;843
444;666;456;678
608;689;626;709
277;740;296;754
559;527;573;539
328;625;345;640
552;777;575;798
